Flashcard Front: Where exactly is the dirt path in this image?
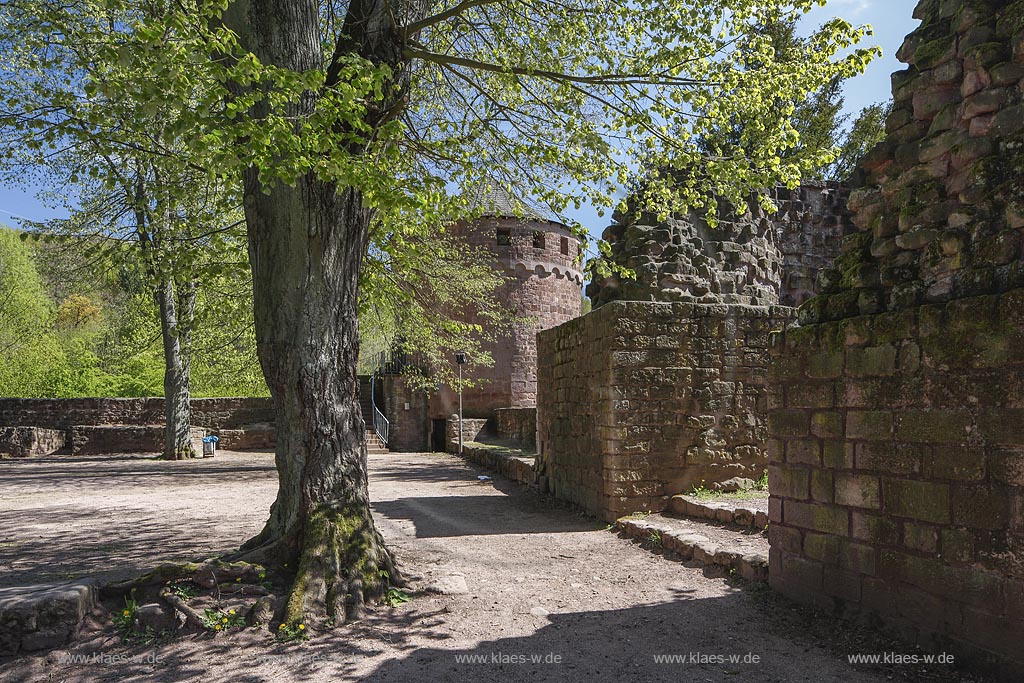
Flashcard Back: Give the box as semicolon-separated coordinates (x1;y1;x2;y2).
0;451;974;682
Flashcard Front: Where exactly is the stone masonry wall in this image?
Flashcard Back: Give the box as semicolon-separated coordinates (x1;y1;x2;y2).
769;1;1024;676
537;300;794;522
431;217;583;420
587;182;852;311
768;292;1024;676
381;376;430;453
0;397;273;431
803;0;1024;325
446;417;490;452
772;183;854;307
495;407;537;449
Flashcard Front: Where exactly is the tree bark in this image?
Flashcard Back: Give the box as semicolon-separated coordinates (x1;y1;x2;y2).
156;276;198;460
223;0;412;627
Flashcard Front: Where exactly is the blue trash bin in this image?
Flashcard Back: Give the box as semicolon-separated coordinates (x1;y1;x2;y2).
201;435;219;457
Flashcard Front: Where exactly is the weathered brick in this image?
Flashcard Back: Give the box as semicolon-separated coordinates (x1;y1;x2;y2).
822;440;855;469
922;446;986;481
811;411;844;439
769;465;809;500
895;410;973;443
883;478;951;524
804;531;841;564
806;352;844;379
823;566;863;603
784;500;850;536
787;382;834;408
811;470;834;503
847;345;898;377
852;511;900;546
855;442;923;475
769;495;783;523
989;446;1024;486
846;411;894;440
940;527;975;563
786;439;821;466
951;484;1012;530
768;523;803;553
903;522;939;553
839;540;877;576
834;473;882;509
769;410;810;437
781;554;824;591
978;409;1024;444
862;576;898;615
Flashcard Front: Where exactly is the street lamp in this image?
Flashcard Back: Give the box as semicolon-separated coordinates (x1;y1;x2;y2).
455;352;466;455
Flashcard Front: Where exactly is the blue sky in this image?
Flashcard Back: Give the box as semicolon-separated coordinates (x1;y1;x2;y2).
0;0;918;235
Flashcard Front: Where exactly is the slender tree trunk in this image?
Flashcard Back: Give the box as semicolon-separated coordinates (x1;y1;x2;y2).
156;276;198;460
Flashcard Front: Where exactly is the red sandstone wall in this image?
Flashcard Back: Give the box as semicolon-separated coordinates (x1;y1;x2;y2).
430;217;583;419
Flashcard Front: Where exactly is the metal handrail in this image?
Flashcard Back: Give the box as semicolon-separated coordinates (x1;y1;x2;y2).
369;371;389;447
372;403;389;447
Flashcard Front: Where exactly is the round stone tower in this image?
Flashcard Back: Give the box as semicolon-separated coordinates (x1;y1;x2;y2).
431;189;585;418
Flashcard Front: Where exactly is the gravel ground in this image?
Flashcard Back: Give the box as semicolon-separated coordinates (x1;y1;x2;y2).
0;450;986;682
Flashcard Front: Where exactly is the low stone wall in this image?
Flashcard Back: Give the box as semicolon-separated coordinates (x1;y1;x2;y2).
213;425;275;451
70;426;208;456
0;427;65;458
0;397;273;431
446;417;490;452
537;300;794;522
494;407;536;448
460;442;537;487
768;291;1024;676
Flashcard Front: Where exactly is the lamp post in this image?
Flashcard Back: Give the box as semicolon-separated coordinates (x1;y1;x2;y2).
455;352;466;455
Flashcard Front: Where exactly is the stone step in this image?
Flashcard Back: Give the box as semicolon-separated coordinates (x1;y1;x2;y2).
0;581;96;655
668;494;769;530
616;513;769;582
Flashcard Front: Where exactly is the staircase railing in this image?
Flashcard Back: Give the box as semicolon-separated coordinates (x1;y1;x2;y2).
369;372;389;447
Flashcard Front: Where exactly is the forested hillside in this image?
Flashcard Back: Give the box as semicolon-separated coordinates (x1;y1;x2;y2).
0;226;267;397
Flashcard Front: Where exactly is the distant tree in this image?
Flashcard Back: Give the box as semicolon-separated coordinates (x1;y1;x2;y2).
697;19;852;182
825;101;893;182
359;225;512;388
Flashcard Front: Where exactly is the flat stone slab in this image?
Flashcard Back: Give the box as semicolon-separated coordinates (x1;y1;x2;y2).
617;514;769;582
669;493;769;530
0;581;96;655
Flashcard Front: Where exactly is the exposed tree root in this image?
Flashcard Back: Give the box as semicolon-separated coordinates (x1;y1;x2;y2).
102;560;264;598
159;587;207;630
279;504;404;629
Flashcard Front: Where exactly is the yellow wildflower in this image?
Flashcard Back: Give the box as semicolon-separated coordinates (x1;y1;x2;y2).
122;609;130;616
229;610;236;615
222;617;228;623
278;624;285;630
214;624;221;631
298;624;305;631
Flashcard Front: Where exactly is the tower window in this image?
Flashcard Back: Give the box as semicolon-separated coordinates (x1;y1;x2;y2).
533;231;545;249
496;228;511;245
560;236;570;255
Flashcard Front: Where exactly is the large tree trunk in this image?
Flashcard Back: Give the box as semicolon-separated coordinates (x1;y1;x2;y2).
156;277;197;461
236;177;400;626
225;0;412;628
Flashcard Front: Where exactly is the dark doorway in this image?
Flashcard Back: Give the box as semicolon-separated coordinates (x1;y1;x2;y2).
430;419;447;452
